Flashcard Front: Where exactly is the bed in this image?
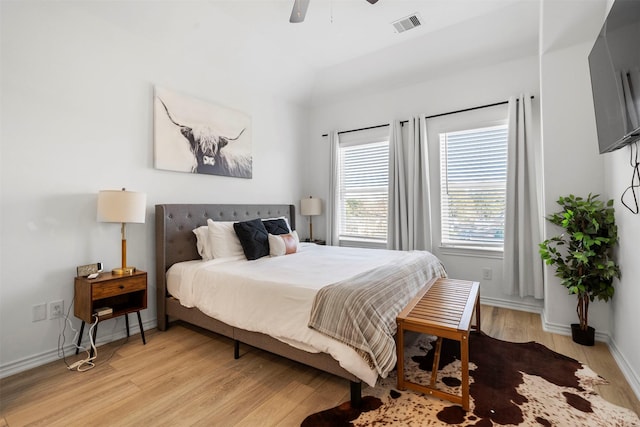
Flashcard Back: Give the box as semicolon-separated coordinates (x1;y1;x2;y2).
155;203;446;404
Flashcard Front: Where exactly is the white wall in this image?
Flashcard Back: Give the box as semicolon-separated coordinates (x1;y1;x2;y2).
0;2;309;376
605;142;640;396
539;41;609;335
599;0;640;395
539;0;640;397
306;55;543;310
539;37;640;402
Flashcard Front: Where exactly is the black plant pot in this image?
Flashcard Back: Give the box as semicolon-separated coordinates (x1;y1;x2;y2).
571;323;595;346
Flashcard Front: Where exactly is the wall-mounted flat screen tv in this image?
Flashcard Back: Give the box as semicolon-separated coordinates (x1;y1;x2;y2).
588;0;640;154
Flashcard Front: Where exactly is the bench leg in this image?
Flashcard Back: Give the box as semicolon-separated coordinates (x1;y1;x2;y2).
461;333;470;411
350;381;362;408
475;292;481;333
430;337;443;387
396;323;405;390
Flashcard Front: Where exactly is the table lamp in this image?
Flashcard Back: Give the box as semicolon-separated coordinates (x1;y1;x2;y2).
300;196;322;241
97;188;147;275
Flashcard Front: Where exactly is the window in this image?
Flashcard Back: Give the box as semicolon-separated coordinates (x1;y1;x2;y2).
337;135;389;247
439;124;508;250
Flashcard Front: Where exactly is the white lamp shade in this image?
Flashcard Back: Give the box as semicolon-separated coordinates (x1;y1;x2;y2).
97;190;147;223
300;197;322;216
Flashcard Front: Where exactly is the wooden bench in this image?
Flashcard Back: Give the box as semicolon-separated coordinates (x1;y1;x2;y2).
396;277;480;411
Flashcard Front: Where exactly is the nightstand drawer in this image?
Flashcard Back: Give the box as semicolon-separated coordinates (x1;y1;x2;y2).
93;275;146;299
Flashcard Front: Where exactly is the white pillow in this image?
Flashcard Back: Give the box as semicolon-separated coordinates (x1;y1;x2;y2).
268;230;299;257
192;225;213;260
207;219;244;258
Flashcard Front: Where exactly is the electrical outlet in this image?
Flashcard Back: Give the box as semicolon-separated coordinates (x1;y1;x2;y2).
482;267;493;280
32;303;46;322
49;300;64;319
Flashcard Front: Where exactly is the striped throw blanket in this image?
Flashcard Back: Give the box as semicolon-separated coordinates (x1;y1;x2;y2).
308;250;446;378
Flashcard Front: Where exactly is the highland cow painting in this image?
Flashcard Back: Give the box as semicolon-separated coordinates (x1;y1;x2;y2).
154;87;252;178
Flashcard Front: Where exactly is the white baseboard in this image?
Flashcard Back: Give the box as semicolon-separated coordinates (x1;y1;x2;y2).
484;300;611;343
487;300;640;400
540;313;611;344
607;336;640;401
0;318;156;379
480;295;544;314
6;308;639;403
541;311;640;401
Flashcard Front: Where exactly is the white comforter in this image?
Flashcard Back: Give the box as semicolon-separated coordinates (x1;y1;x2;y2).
167;243;433;386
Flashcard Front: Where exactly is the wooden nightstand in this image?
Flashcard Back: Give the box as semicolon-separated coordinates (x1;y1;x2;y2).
74;270;147;354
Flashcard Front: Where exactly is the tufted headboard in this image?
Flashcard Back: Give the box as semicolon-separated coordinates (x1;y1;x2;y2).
156;203;295;270
155;203;295;303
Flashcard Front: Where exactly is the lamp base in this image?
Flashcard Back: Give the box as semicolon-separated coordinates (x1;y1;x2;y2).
112;266;136;275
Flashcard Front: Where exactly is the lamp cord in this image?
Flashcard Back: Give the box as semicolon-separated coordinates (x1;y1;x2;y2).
58;302;128;372
64;314;98;372
621;141;639;214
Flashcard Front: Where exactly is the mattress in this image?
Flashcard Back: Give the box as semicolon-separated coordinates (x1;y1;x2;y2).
166;243;443;386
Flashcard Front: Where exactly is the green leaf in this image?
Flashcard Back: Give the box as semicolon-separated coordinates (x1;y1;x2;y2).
540;193;619;326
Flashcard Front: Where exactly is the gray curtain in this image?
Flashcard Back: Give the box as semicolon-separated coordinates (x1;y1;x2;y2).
503;94;544;298
387;117;432;251
327;131;340;246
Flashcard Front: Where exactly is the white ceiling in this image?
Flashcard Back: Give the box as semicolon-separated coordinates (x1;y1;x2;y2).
76;0;543;104
214;0;540;69
213;0;542;103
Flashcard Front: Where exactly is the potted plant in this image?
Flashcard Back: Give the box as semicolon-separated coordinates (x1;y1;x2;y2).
539;194;620;346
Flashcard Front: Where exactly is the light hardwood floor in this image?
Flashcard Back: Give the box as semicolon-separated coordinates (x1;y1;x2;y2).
1;306;638;426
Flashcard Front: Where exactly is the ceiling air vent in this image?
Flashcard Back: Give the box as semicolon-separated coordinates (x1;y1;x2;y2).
392;13;422;34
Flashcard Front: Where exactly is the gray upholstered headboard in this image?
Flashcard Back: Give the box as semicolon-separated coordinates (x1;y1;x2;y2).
155;203;296;271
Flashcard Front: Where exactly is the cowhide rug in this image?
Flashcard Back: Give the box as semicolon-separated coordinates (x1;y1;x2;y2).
302;332;640;426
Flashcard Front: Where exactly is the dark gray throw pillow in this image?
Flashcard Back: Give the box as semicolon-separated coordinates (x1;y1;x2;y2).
262;218;290;235
233;218;269;260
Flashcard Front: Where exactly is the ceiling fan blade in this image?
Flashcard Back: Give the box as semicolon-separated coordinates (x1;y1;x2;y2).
366;0;379;4
290;0;310;23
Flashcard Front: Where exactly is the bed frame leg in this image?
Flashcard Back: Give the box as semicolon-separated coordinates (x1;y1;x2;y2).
234;340;240;359
350;381;362;408
157;313;168;331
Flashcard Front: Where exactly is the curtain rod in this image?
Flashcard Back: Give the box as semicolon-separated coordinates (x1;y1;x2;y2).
321;96;535;137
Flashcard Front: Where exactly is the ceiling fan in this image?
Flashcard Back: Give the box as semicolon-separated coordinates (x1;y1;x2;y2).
290;0;379;23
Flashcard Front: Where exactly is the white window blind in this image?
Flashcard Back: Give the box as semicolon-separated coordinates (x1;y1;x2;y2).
439;124;508;249
338;140;389;244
